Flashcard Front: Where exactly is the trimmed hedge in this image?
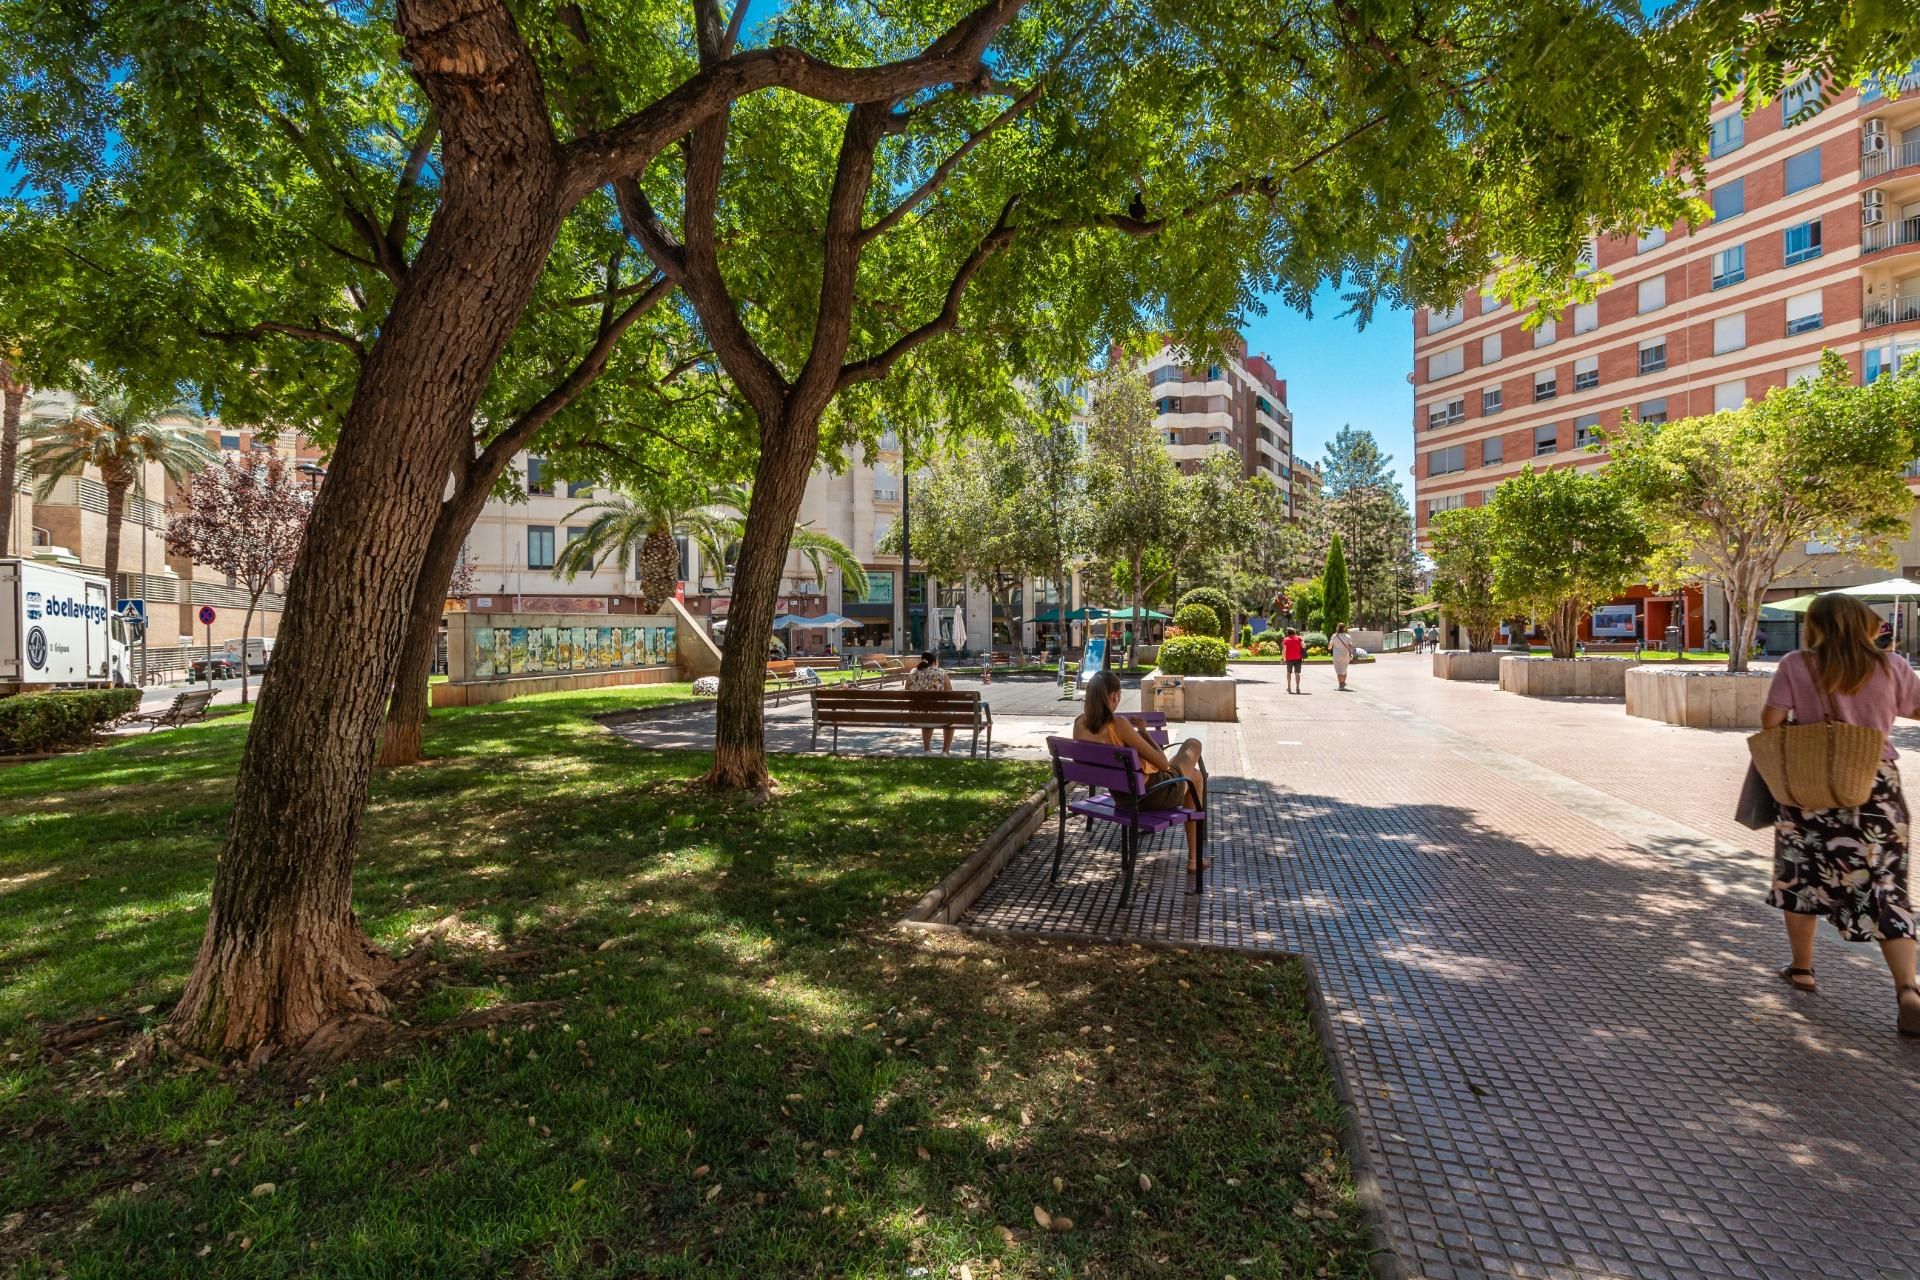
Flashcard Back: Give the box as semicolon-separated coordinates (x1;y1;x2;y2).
1158;635;1228;676
1171;604;1222;637
1176;587;1234;637
1301;631;1329;651
0;688;142;754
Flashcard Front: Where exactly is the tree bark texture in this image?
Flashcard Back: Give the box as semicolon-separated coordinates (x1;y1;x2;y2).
0;368;21;559
1129;554;1143;670
1546;600;1580;660
101;475;127;595
378;484;492;767
707;420;818;791
168;0;569;1058
239;597;258;705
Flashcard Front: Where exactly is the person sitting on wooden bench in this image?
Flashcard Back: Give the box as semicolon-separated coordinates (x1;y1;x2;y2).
904;650;955;754
1072;670;1209;879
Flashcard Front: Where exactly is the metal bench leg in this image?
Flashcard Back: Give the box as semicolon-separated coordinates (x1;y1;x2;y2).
1119;825;1136;906
1052;787;1067;883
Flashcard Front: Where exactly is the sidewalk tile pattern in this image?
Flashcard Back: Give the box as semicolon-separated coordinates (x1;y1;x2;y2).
961;661;1920;1280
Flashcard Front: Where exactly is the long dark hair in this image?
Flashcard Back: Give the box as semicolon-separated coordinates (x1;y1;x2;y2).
917;650;937;670
1804;594;1882;696
1081;670;1121;733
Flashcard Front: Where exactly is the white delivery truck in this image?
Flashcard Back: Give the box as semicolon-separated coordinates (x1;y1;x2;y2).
0;558;133;694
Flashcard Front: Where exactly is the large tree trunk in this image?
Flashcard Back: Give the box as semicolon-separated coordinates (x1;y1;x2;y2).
1726;565;1767;674
379;485;491;767
0;367;21;558
707;419;817;792
1129;554;1143;670
166;1;566;1059
1546;600;1580;660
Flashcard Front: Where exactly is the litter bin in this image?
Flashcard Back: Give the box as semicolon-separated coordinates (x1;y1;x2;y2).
1663;625;1683;653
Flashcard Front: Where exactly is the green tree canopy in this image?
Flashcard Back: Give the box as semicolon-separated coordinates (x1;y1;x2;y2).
1426;505;1503;653
1489;465;1650;659
1602;350;1920;671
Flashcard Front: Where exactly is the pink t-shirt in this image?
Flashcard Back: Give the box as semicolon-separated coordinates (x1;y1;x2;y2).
1764;650;1920;761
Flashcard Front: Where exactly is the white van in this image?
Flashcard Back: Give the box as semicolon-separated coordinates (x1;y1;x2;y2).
0;559;133;693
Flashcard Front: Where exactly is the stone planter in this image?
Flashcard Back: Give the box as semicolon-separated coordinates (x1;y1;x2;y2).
1625;666;1772;728
1498;655;1643;698
1139;669;1238;721
1432;650;1503;682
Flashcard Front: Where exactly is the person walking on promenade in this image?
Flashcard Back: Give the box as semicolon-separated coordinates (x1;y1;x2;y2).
1760;594;1920;1035
1073;670;1209;881
1412;621;1425;653
1329;623;1356;691
1282;627;1305;694
904;650;956;754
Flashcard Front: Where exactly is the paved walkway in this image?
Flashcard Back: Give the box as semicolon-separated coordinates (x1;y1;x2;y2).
961;655;1920;1280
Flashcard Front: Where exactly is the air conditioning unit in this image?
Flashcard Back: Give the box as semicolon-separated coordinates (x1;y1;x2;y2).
1865;119;1889;154
1865;190;1886;226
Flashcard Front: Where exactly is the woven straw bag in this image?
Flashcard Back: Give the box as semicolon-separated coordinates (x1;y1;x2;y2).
1746;659;1885;810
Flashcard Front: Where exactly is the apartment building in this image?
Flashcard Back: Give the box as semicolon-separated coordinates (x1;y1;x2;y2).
1138;337;1294;505
13;402;320;655
1411;66;1920;644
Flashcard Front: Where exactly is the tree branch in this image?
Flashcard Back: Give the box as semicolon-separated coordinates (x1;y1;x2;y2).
384;108;440;270
200;320;368;362
835;195;1020;390
857;79;1044;246
559;0;1029;203
474;276;675;476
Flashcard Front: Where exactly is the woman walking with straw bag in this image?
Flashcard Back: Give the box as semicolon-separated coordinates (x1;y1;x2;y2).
1754;594;1920;1035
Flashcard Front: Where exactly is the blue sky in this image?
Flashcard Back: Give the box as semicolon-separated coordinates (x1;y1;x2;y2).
1243;288;1413;486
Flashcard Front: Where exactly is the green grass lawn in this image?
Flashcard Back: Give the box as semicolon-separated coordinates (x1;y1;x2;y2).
1;685;1368;1278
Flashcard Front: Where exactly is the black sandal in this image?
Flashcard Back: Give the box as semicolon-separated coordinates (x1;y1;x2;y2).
1780;965;1817;993
1899;984;1920;1037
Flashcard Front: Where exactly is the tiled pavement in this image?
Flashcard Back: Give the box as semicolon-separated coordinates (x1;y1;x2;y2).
961;656;1920;1280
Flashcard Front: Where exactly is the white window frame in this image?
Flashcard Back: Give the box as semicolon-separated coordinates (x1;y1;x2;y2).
1785;290;1823;335
1638;276;1666;314
1714;379;1747;412
1482;333;1502;365
1713;313;1747;355
1573;355;1599;391
1429;301;1465;333
1637;227;1667;253
1573;302;1598;335
1533;318;1558;349
1428;345;1465;380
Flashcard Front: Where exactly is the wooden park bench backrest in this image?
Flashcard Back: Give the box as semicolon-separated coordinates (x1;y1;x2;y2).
812;688;984;724
767;660;797;678
156;690;216;722
1045;735;1149;802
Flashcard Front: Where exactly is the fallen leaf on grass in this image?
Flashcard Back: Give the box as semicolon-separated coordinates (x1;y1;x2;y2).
1032;1206;1052;1230
570;1179;587;1194
996;1226;1017;1246
249;1183;276;1198
1138;1173;1152;1192
916;1146;930;1161
850;1124;863;1142
705;1183;722;1201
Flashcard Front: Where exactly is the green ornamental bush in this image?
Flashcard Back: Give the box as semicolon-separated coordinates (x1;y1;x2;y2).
1157;635;1228;676
0;688;141;754
1176;587;1235;637
1239;623;1254;647
1171;603;1222;637
1302;631;1329;651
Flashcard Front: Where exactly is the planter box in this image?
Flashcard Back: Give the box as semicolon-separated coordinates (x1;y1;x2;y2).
1139;670;1237;721
1498;655;1643;698
1625;666;1772;728
1432;650;1503;682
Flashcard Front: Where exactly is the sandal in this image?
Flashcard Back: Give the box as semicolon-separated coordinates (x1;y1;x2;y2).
1779;965;1817;994
1899;984;1920;1038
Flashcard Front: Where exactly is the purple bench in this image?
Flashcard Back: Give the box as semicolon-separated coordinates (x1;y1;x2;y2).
1045;734;1207;905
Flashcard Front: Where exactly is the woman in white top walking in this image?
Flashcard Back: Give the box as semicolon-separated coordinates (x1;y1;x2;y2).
1329;623;1356;691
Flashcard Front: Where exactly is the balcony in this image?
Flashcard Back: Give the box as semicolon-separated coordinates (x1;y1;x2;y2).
1865;294;1920;329
1864;214;1920;254
1862;62;1920;104
1863;137;1920;180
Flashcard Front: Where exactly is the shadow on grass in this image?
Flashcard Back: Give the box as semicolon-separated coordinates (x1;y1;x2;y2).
0;683;1371;1279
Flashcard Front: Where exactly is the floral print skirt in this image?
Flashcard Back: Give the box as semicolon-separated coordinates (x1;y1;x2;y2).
1770;762;1916;942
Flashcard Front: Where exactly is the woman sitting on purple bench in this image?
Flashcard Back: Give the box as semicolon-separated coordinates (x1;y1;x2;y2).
1072;670;1209;878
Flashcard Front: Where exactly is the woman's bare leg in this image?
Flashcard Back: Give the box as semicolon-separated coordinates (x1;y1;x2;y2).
1783;911;1818;990
1170;740;1206;867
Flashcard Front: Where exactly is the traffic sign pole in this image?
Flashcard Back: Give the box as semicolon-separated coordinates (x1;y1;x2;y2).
198;606;217;681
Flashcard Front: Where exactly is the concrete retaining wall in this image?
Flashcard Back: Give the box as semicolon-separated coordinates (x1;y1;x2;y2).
1498;655;1643;698
1432;651;1503;682
1139;670;1238;721
1625;667;1772;728
433;665;683;708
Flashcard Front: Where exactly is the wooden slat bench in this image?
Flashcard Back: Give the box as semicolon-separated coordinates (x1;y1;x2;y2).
766;660;800;704
122;689;217;733
810;687;993;757
1581;641;1640;655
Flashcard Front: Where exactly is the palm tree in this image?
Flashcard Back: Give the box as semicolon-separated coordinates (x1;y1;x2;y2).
555;481;868;608
25;373;214;591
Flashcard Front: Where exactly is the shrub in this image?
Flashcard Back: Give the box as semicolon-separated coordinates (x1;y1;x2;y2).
1239;623;1253;647
1306;644;1330;657
1172;604;1222;637
1176;587;1234;637
1157;635;1228;676
0;688;141;754
1253;638;1283;656
1301;631;1328;651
